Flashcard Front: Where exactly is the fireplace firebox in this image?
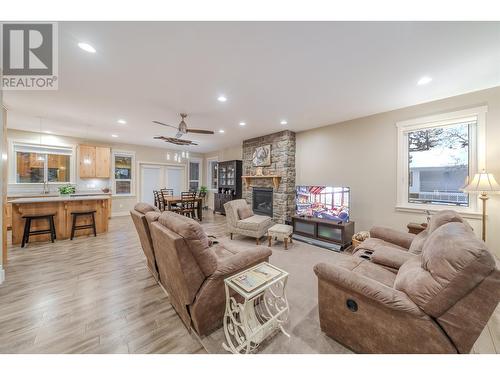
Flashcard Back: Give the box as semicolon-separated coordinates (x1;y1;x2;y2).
252;187;273;217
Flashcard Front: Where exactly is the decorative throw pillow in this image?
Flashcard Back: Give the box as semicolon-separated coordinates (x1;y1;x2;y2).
237;205;253;220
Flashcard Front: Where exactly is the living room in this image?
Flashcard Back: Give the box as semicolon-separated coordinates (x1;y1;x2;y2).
1;1;500;373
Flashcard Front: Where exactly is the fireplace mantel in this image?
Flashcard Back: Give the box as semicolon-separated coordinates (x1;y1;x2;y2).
242;175;281;190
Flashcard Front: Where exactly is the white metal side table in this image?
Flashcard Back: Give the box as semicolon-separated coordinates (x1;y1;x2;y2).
222;262;290;354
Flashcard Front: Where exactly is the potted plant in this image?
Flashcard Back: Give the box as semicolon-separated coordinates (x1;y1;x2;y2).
199;186;208;209
58;184;76;196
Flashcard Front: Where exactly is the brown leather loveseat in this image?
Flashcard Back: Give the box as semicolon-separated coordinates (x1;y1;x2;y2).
352;210;472;271
147;210;272;336
314;220;500;353
130;202;161;281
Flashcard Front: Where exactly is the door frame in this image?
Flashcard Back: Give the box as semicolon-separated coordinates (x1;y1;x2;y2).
136;161;187;204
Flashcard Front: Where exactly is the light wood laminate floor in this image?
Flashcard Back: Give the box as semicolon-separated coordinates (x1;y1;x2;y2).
1;211;498;353
0;215;206;354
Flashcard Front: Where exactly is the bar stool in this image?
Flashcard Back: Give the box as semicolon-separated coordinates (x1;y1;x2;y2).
21;213;57;248
70;210;97;240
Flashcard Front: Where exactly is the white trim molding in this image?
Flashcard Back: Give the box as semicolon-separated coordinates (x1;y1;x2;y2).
396;105;487;216
111;149;136;197
206;156;219;191
0;266;5;284
111;211;131;218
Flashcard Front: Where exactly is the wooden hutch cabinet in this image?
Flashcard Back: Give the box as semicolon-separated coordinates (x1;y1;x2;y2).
213;160;242;215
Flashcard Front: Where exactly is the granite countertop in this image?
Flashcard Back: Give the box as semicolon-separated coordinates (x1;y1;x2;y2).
9;195;111;204
7;191;112;198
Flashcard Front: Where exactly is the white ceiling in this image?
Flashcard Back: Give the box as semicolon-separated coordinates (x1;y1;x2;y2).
5;21;500;153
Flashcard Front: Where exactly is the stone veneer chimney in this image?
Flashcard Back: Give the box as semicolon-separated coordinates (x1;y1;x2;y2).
242;130;296;224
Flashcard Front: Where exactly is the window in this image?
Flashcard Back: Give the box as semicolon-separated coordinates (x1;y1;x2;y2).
14;144;72;184
397;106;486;213
407;122;470;206
189;159;201;191
207;159;218;190
113;151;135;195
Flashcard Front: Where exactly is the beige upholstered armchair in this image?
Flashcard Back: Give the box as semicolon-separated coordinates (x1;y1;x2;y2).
224;199;274;245
148;210;272;336
315;220;500;353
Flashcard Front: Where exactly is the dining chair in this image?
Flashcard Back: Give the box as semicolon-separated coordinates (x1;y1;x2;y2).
180;191;197;219
162;189;179;212
153;190;164;211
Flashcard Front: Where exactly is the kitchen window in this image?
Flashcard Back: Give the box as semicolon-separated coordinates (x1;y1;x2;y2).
112;150;135;195
13;143;73;184
396;106;486;214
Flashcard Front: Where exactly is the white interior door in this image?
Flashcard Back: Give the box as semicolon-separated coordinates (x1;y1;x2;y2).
165;167;184;196
141;165;162;205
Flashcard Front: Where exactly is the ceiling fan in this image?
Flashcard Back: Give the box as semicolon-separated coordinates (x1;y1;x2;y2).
153;136;198;146
153;113;214;138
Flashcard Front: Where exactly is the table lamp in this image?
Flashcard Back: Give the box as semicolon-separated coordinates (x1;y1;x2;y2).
462;170;500;241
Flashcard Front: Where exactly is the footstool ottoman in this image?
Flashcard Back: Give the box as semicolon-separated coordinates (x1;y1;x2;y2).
268;224;293;250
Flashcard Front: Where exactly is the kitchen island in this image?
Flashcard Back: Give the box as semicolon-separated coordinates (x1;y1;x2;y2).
9;195;111;245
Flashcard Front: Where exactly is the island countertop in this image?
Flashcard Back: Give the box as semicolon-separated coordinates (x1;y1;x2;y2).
10;195;111;245
9;195;111;204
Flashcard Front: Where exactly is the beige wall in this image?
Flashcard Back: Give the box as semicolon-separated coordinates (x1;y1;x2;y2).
7;128;204;216
296;86;500;257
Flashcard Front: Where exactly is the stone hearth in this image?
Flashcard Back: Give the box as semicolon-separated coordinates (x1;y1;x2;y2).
242;130;296;224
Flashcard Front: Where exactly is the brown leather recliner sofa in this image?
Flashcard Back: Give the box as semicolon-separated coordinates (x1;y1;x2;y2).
352;210;472;271
130;202;161;281
314;220;500;353
147;210;272;336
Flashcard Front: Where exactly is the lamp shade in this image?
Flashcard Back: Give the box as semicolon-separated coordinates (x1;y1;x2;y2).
462;170;500;193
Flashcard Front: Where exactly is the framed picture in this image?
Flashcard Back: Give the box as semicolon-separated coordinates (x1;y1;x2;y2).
252;145;271;166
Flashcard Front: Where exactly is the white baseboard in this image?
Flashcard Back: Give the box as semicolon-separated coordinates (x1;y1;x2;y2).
111;211;130;218
0;266;4;284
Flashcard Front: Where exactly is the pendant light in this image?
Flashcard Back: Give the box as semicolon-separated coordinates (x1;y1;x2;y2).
37;117;45;161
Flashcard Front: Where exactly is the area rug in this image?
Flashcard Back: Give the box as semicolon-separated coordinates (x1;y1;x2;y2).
198;232;353;354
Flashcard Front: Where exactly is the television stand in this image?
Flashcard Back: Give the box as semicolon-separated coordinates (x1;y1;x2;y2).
291;215;354;251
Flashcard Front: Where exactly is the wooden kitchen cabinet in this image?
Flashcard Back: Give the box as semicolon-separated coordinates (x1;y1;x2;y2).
95;147;111;178
5;202;12;229
78;145;110;178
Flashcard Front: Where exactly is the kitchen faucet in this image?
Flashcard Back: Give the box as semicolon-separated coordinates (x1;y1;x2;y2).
42;180;50;194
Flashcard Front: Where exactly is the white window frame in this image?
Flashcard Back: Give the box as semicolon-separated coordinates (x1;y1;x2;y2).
188;157;202;191
112;149;136;197
206;156;218;191
9;141;76;185
396;106;487;218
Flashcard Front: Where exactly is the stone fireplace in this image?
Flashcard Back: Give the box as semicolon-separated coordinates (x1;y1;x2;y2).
242;130;296;224
252;187;273;217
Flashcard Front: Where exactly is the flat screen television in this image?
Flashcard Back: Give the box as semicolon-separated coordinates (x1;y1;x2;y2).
295;186;350;222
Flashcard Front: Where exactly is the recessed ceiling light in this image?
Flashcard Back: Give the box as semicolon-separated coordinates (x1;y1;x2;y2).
217;95;227;102
117;119;127;125
417;76;432;86
218;129;225;133
280;120;288;125
111;134;119;138
239;121;246;126
78;42;96;53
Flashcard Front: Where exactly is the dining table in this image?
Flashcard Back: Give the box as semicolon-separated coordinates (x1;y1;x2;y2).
163;196;203;221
